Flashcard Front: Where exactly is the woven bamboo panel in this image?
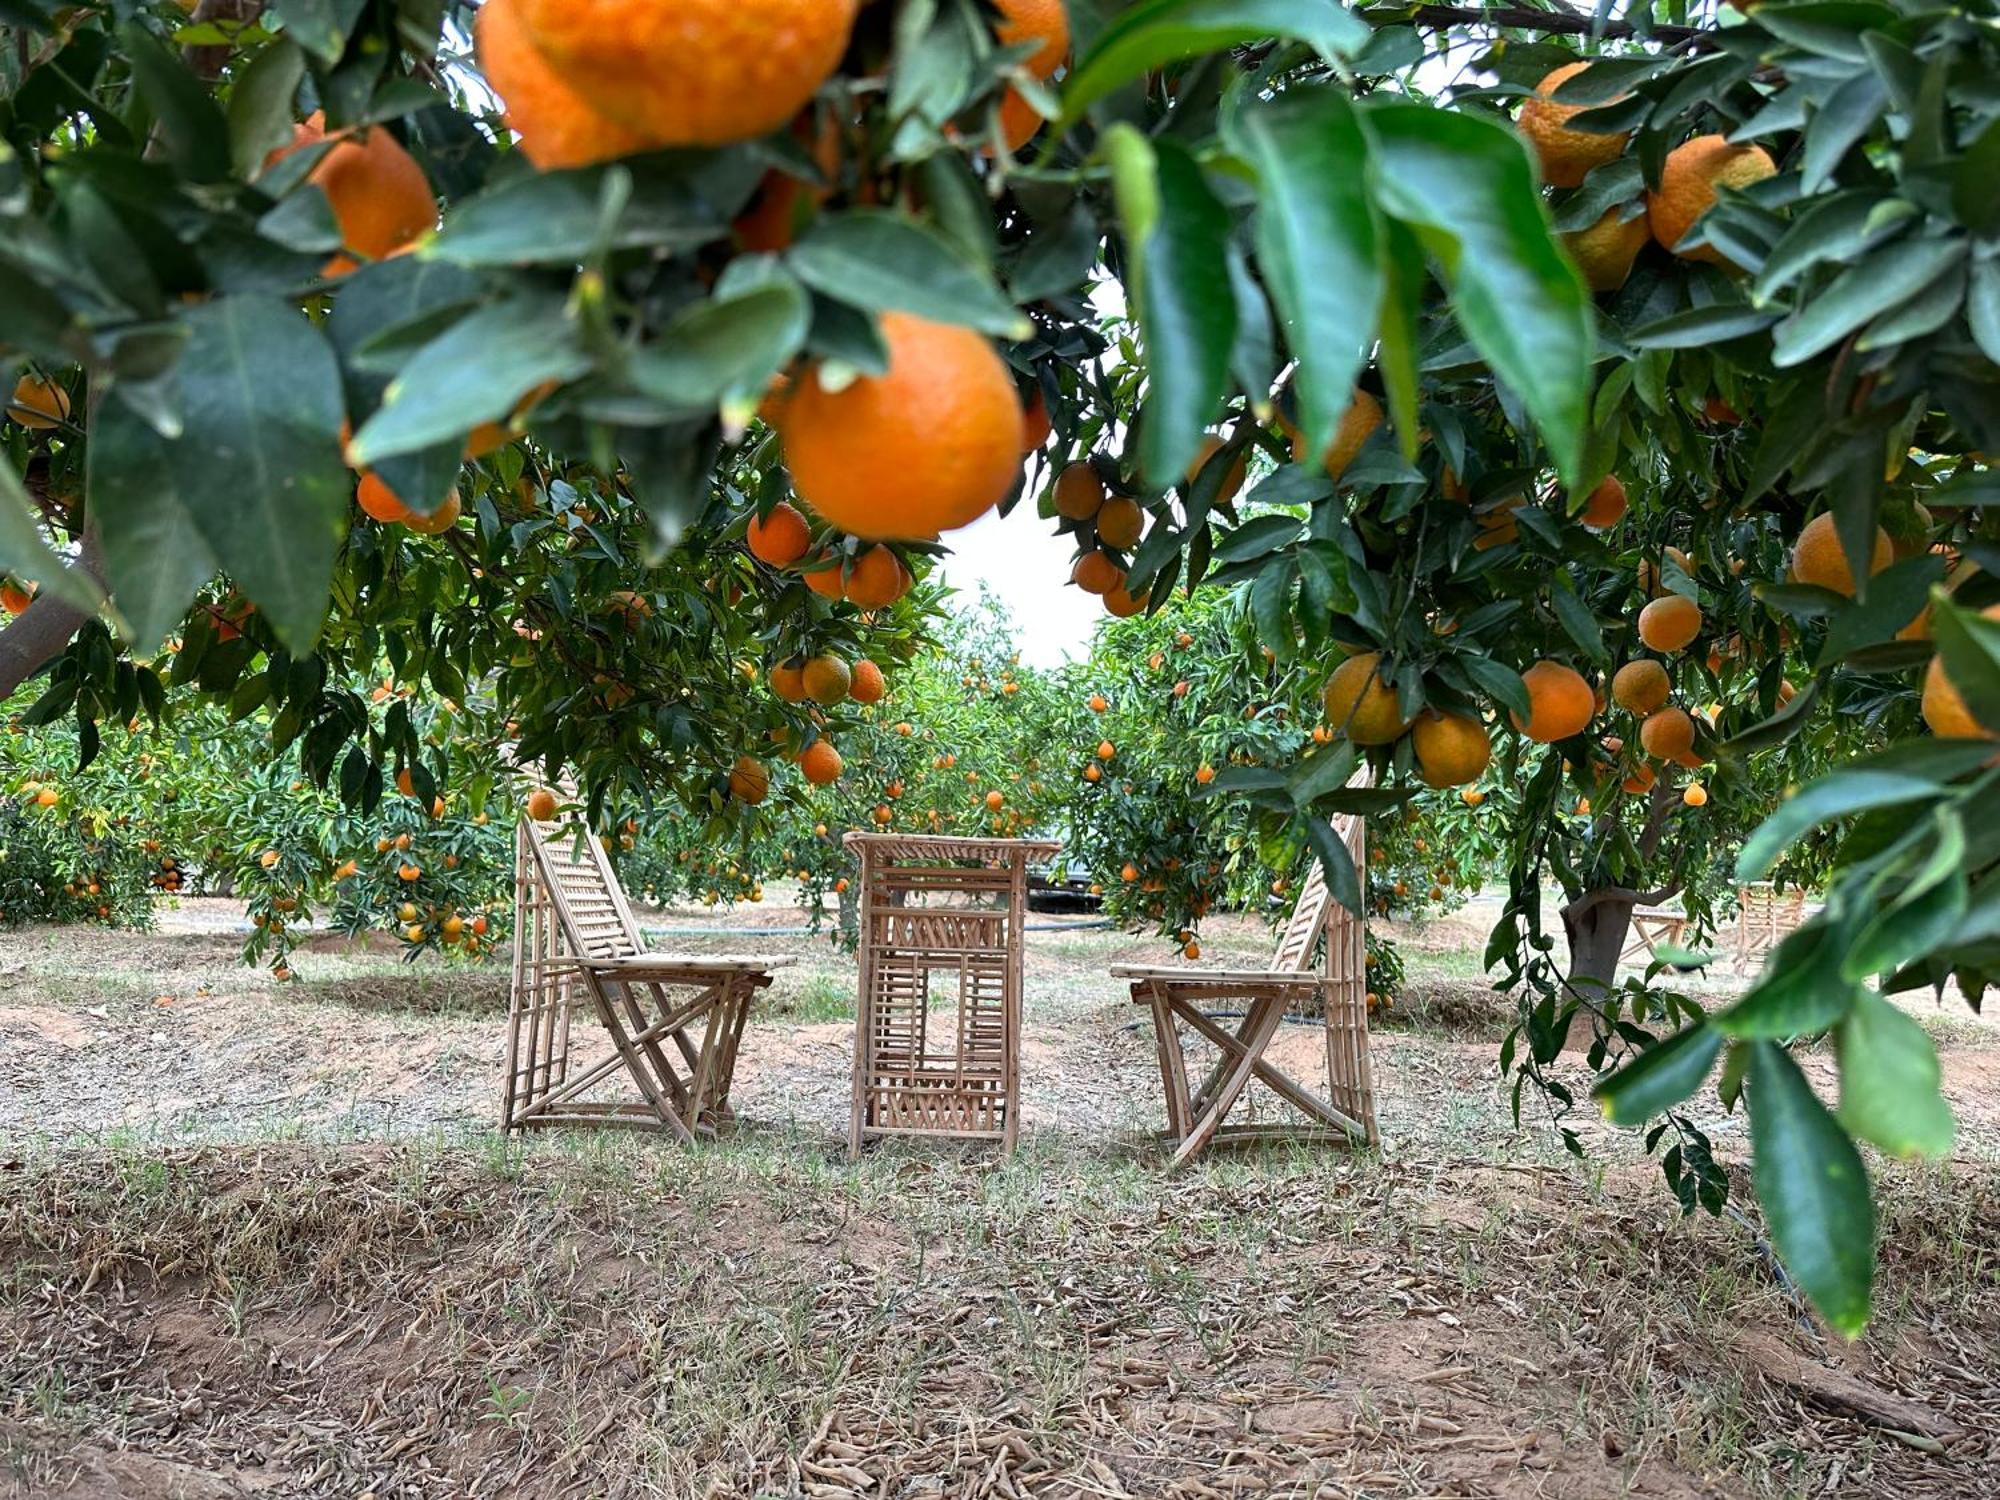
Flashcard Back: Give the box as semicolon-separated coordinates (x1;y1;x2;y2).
845;832;1057;1155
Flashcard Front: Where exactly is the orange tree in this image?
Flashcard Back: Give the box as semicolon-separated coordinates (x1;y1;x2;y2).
3;0;1997;1331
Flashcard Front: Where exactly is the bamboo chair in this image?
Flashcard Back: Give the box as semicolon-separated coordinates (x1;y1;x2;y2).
1621;907;1690;969
1112;814;1377;1172
1732;882;1806;975
502;815;788;1141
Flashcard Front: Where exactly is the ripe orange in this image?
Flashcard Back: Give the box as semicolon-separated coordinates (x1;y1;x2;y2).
1639;707;1696;762
1195;763;1216;785
801;554;846;599
729;755;770;804
356;472;413;523
1083;762;1102;782
1647;135;1777;264
1638;594;1702;653
990;0;1070;151
1096;740;1115;761
1072;552;1122;595
1921;604;2000;738
1054;462;1105;521
1562;207;1650;294
1683;782;1708;808
1611;659;1671;715
1579;475;1628;529
7;375;70;429
734;110;844;252
1103;583;1148;618
747;501;812;566
833;659;880;705
1186;434;1248;503
1322;651;1408;745
801;654;852;705
269;113;435;275
526;787;559;821
1510;661;1595;743
1020;388;1052;451
769;660;807;702
799;739;844;785
404;491;462;536
512;0;859;147
843;545;912;608
778;312;1024;540
1;581;34;615
1412;710;1492;788
985;789;1005;810
1291;388;1383;480
1517;63;1629;189
1622;763;1657;796
1096;496;1143;549
1088;693;1108;712
396;766;417;797
1791;512;1892;597
475;0;652;169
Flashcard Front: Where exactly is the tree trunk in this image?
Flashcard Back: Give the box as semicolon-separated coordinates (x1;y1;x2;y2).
0;534;101;700
1560;891;1636;1051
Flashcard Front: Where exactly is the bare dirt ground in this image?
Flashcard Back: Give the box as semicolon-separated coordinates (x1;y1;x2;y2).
1;895;1996;1498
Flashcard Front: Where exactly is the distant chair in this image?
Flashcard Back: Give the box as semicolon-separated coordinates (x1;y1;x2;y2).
1111;813;1376;1172
1733;882;1806;975
502;811;788;1140
1621;906;1691;970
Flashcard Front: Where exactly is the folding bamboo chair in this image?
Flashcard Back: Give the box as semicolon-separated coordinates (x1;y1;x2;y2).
1732;882;1805;975
502;815;788;1141
1112;814;1377;1172
1621;906;1690;969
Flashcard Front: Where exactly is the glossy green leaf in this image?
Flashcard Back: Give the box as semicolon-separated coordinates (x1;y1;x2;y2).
1736;755;1981;882
628;276;810;414
1929;591;2000;735
1595;1023;1724;1126
1771;237;1967;368
271;0;367;67
1628;303;1783;350
1063;0;1368;120
1714;921;1860;1038
1304;811;1363;917
1747;1041;1875;1338
0;463;102;612
227;39;306;179
118;22;229;183
789;210;1028;338
1363;101;1592;486
1836;990;1956;1158
1232;87;1380;470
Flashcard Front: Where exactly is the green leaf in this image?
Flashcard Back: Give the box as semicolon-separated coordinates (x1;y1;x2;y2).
1550;578;1607;662
1303;811;1363;917
1627;303;1782;350
1715;922;1860;1038
1460;653;1530;721
788;210;1028;339
1063;0;1368;121
1736;757;1977;882
227;39;306;179
1751;191;1915;306
627;276;809;414
1289;736;1360;808
1363;101;1592;487
1930;590;2000;735
1954;118;2000;237
1815;553;1946;665
270;0;366;67
118;22;230;183
1770;237;1968;367
348;297;591;468
1594;1023;1724;1126
1105;128;1236;493
1800;70;1887;195
1746;1041;1875;1338
1836;990;1956;1158
1231;87;1380;470
1718;677;1819;755
0;463;102;612
1753;2;1903;64
86;399;220;653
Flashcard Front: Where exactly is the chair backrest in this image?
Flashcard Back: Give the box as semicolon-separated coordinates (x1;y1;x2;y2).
1268;811;1366;973
522;814;643;961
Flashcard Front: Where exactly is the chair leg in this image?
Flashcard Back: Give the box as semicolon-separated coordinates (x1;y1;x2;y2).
1170;996;1286;1173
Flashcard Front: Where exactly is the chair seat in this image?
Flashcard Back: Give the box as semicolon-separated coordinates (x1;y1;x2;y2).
584;953;795;977
1111;964;1326;988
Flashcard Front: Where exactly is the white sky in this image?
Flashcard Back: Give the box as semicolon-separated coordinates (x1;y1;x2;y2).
933;495;1101;668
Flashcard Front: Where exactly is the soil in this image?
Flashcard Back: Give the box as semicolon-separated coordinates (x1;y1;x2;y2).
0;898;1995;1499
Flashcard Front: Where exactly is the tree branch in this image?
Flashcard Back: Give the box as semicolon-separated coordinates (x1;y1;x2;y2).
0;531;103;701
1563;879;1684;925
1399;4;1715;48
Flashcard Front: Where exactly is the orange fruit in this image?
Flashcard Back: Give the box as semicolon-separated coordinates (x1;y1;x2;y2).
1639;707;1696;762
801;654;852;705
403;491;462;536
1096;740;1115;761
1072;552;1122;594
1186;434;1248;503
1611;660;1671;715
269;112;435;275
747;501;812;566
1053;462;1105;520
1647;135;1777;264
1510;661;1594;743
1683;782;1708;808
990;0;1070;151
801;554;846;599
1562;207;1650;293
1103;583;1148;618
729;755;770;804
511;0;859;147
1020;388;1052;451
1291;388;1383;480
1517;63;1629;189
842;545;912;608
849;659;886;703
1579;475;1627;529
1096;496;1143;549
1622;763;1657;796
1321;651;1408;745
7;375;70;429
769;660;807;702
799;739;844;786
526;787;558;821
734;110;843;252
1703;395;1741;425
1195;763;1216;785
1;581;34;615
475;0;653;169
1411;710;1491;788
1637;594;1701;653
1790;512;1892;597
778;312;1025;539
356;472;413;523
985;789;1004;810
1921;604;2000;738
